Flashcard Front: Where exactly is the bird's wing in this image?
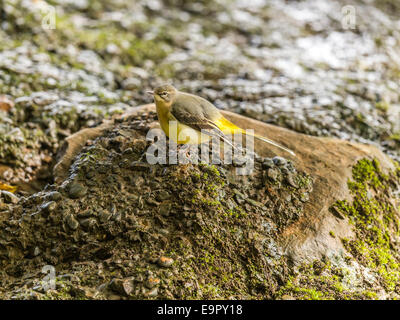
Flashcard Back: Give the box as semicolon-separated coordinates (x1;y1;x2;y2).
170;96;221;132
170;96;236;147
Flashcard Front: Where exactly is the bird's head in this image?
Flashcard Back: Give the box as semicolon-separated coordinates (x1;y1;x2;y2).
147;84;177;105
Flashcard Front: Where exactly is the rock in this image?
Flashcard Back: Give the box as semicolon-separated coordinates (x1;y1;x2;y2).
28;292;41;300
1;191;19;204
159;202;171;216
245;198;263;208
157;256;174;268
281;294;295;300
79;218;97;229
67;182;87;199
33;247;41;256
146;287;158;297
0;95;14;112
1;0;400;301
130;161;151;172
122;78;140;90
65;214;79;230
267;168;279;181
146;197;159;206
40;201;57;215
233;189;246;204
119;106;395;267
98;210;112;222
31;92;59;106
262;158;275;168
285;174;298;188
156;190;170;201
46;191;62;201
145;277;160;289
272;156;287;166
109;278;134;296
3;104;398;301
300;192;310;202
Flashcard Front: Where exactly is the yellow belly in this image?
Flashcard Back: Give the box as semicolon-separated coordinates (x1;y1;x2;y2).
169;121;211;145
156;105;211;145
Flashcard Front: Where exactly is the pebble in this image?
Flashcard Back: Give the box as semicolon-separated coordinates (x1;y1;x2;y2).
156;190;170;201
145;277;160;289
157;256;174;268
31;92;59;106
286;174;298;188
272;156;287;166
233;189;247;204
159;202;171;216
79;218;97;229
66;214;79;230
281;294;296;300
267;168;279;181
0;95;14;112
130;161;151;172
123;148;133;155
46;191;62;201
33;246;41;256
40;201;57;215
232;155;247;167
28;292;41;300
109;278;134;296
1;191;19;204
86;170;96;179
99;210;112;223
146;287;158;297
262;158;275;168
122;77;140;90
300;192;310;202
67;182;87;199
246;198;263;208
146;197;159;206
225;198;236;210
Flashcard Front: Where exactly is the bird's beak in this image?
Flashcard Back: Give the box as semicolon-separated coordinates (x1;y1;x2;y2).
146;91;154;95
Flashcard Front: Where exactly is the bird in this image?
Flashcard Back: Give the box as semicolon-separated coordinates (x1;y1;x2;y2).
147;84;295;156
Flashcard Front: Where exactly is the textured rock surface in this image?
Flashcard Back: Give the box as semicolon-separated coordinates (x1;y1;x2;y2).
1;107;398;300
54;104;397;265
1;0;400;300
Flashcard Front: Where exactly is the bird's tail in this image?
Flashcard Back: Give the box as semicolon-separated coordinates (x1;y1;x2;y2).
217;117;296;156
250;133;296;157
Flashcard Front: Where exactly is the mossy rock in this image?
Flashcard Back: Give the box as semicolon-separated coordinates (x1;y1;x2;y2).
1;105;399;300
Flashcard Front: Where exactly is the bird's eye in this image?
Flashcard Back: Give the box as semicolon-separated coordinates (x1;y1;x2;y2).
161;91;167;96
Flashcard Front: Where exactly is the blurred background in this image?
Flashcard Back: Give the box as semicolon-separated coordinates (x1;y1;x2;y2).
0;0;399;187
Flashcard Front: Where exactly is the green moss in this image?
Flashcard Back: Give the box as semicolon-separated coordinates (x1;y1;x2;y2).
41;278;88;300
296;174;313;189
277;274;331;300
389;133;400;142
333;158;400;293
278;159;400;300
363;290;378;299
349;158;386;190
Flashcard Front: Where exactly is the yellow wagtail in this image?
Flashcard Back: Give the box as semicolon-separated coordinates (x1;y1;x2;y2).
147;84;295;156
